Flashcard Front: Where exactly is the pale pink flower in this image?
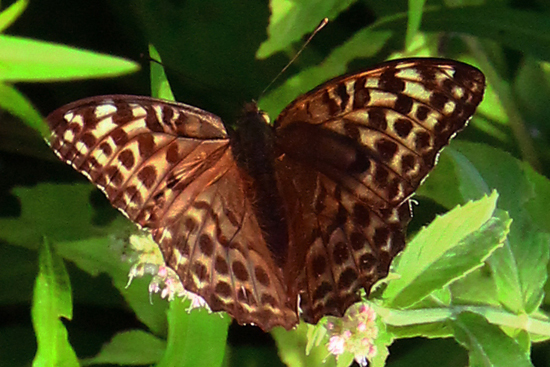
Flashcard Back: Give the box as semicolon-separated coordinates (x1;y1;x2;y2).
324;302;379;366
327;335;346;355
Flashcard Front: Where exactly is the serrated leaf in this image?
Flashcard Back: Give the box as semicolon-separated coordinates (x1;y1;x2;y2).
450;142;550;314
452;313;533;367
383;192;508;308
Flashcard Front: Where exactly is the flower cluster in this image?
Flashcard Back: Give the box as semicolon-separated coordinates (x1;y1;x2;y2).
325;303;378;366
125;233;210;312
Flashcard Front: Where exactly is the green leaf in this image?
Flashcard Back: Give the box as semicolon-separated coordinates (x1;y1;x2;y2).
149;44;175;101
405;0;426;50
416;149;473;209
31;238;79;367
452;313;534;367
452;142;550;314
0;184;118;248
523;162;550;234
418;7;550;63
372;6;550;63
0;82;49;137
54;235;170;337
0;0;28;33
387;320;453;339
257;0;356;59
383;192;508;308
156;300;230;367
272;323;335;367
81;330;166;366
417;141;550;315
0;183;169;335
0;35;139;82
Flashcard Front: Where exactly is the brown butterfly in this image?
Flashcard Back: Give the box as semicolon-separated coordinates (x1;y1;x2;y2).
45;58;485;331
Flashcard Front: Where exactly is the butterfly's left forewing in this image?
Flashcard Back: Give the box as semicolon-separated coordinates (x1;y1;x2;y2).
46;95;298;331
273;58;485;323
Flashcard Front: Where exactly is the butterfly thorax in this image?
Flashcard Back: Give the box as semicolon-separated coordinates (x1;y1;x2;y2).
229;102;289;267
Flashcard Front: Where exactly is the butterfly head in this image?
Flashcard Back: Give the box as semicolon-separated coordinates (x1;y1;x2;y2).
231;102;275;153
241;101;270;125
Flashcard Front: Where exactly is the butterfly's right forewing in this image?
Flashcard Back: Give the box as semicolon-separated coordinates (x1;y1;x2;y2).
273;59;485;324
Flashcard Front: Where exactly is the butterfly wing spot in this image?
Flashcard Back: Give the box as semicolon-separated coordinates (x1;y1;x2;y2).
192;261;209;283
393;94;414;115
118;149;135;170
332;241;351;265
93;115;119;137
232;261;249;281
137;134;156;158
379;69;406;92
375;139;399;162
415;106;430;121
198;233;215;257
110;128;130;146
137;165;157;189
353;77;370;109
215;281;232;297
94;103;117;119
165;143;181;164
214;255;229;274
142;105;164;132
62;129;76;144
450;85;465;100
254;266;270;287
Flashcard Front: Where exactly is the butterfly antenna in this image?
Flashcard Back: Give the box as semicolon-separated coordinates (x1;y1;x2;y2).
259;18;328;99
139;53;163;66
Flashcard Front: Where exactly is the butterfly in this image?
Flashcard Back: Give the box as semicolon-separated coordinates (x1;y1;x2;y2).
45;58;485;331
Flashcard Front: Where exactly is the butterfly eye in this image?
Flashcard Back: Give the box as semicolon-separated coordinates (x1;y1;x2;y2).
45;58;485;331
259;111;270;124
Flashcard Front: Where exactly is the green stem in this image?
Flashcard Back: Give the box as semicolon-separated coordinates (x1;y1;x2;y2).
373;304;550;336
